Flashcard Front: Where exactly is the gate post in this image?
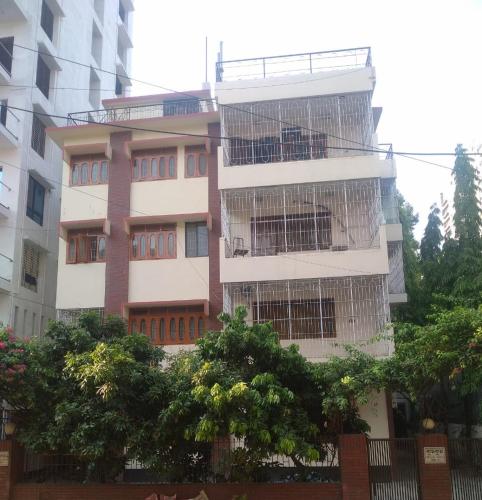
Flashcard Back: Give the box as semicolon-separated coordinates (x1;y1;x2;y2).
339;434;370;500
416;434;451;500
0;440;24;500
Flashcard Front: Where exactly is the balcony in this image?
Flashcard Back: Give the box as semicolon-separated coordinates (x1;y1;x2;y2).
0;104;19;147
388;241;407;304
67;98;213;125
0;37;14;83
216;47;371;82
0;252;13;292
220;92;375;167
223;274;392;360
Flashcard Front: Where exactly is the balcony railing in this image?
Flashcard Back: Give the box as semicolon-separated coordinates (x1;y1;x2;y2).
216;46;371;82
67;98;213;126
0;252;13;284
0;37;14;75
0;103;20;142
223;275;390;357
221;179;382;258
221;93;375;167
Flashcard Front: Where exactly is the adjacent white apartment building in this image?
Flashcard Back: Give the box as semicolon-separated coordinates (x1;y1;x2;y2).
0;0;134;335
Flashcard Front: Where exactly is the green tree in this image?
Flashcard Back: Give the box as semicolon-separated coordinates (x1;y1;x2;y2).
420;203;444;296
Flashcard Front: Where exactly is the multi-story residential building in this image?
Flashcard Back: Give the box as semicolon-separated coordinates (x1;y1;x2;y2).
49;47;405;436
0;0;134;335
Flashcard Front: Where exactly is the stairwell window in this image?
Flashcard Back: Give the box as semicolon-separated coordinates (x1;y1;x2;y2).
26;175;45;226
21;243;40;292
31;115;46;158
185;222;208;257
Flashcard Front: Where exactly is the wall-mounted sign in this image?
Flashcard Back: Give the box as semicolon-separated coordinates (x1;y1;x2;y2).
0;451;9;467
424;446;446;464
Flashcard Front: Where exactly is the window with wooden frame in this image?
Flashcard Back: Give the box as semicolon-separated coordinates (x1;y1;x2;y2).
130;225;176;260
132;148;177;181
70;158;109;186
185;146;208;178
66;229;106;264
185;222;208;257
129;306;206;345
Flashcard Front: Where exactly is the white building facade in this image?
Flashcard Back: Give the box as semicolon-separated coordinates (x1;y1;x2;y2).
0;0;133;335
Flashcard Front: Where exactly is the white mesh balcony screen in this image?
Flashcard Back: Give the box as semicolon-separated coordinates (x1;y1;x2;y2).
388;242;405;294
220;92;374;166
222;179;382;258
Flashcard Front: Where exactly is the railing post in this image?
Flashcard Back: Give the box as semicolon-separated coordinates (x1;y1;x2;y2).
339;434;370;500
416;434;452;500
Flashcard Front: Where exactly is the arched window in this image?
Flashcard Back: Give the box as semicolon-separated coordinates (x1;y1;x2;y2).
140;235;146;257
98;237;106;260
150;319;156;341
169;318;176;340
133;159;139;179
72;164;79;185
80;162;89;184
68;238;76;262
158;232;164;257
149;234;156;257
179;318;185;340
131;236;138;257
186;154;195;177
159;157;165;177
167;233;175;256
100;161;108;182
131;320;137;333
141;158;148;178
159;318;165;341
168;156;175;177
198;154;207;176
189;317;195;340
140;319;146;335
151;158;158;178
198;317;204;337
91;162;99;183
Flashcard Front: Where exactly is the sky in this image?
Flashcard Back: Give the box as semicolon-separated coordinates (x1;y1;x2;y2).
130;0;482;239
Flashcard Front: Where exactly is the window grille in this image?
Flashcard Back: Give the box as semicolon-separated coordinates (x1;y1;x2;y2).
163;98;200;116
56;308;105;324
22;243;40;292
31;115;46;158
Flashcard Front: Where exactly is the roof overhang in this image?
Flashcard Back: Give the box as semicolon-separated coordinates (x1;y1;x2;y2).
63;142;112;162
124;212;211;233
125;135;208;158
123;299;209;318
59;218;110;240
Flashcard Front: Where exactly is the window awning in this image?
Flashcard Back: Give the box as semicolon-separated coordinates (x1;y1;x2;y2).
123;212;211;233
124;135;209;159
63;142;112;162
123;299;209;318
59;218;110;240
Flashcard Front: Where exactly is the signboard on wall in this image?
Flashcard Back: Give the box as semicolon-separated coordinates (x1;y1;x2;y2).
423;446;446;464
0;451;9;467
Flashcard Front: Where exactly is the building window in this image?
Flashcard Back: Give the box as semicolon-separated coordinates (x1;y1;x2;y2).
40;0;54;41
21;243;40;292
185;147;208;177
26;175;45;226
36;55;51;99
89;68;101;108
0;100;7;127
66;231;106;264
70;159;109;186
31;115;46;158
0;37;14;75
129;307;206;345
185;222;208;257
115;76;123;96
130;227;177;260
132;150;177;181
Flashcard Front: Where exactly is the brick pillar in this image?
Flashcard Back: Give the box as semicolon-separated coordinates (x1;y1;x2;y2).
417;433;452;500
339;434;370;500
105;131;132;315
0;440;24;500
207;122;222;332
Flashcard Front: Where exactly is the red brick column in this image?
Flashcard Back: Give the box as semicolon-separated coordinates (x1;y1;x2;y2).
0;440;24;500
207;122;222;332
416;434;451;500
105;131;132;316
339;434;370;500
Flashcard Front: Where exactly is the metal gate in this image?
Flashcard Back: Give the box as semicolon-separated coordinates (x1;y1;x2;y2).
449;438;482;500
368;438;420;500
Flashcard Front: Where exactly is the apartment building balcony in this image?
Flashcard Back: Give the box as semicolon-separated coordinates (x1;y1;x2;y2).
223;274;392;360
0;37;14;84
0;0;28;23
220;179;391;283
67;98;214;126
387;241;407;304
0;104;19;148
0;252;13;292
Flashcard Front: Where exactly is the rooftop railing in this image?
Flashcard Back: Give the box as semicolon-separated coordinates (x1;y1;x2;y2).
216;47;371;82
67;98;214;126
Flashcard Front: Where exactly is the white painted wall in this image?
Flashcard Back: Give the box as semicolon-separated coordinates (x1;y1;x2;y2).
359;390;390;438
